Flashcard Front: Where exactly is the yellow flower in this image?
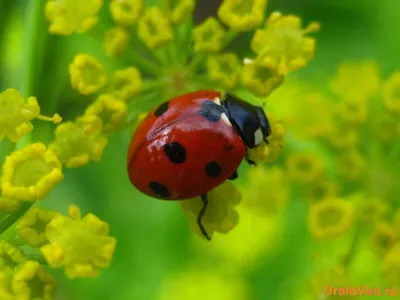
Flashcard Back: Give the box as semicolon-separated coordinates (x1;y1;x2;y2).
193;18;226;53
383;242;400;287
285;151;325;184
218;0;267;31
336;93;368;125
84;94;128;134
0;187;22;214
337;149;365;180
329;61;381;98
251;12;320;75
109;0;143;26
137;7;173;49
241;166;288;215
0;89;61;142
69;53;107;95
49;115;108;168
16;207;60;248
207;53;242;89
108;67;143;102
0;269;14;300
247;113;285;163
383;71;400;115
303;178;337;203
372;113;399;143
180;181;241;239
326;123;358;150
240;59;284;97
103;26;130;57
163;0;195;24
157;266;249;300
1;143;63;201
40;205;116;279
0;241;27;272
45;0;103;35
11;261;57;300
370;222;397;256
308;198;354;239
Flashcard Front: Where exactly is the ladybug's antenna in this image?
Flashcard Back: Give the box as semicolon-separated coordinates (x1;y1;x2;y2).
198;194;211;241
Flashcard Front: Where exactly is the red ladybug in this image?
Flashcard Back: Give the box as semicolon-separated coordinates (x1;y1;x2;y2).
127;90;271;240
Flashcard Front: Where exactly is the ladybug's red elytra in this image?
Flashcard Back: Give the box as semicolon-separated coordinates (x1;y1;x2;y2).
127;90;271;240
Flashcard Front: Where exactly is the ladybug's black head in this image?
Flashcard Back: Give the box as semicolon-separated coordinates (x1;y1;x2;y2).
222;92;271;149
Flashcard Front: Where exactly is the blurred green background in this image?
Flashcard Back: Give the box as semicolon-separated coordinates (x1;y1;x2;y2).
0;0;399;299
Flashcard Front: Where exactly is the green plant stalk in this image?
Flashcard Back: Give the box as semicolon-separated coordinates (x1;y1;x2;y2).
20;0;47;98
0;203;33;235
0;0;48;236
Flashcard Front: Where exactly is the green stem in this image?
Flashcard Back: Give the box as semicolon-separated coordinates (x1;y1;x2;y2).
0;202;33;235
223;30;239;49
1;140;16;163
0;1;45;237
187;55;206;73
20;0;47;98
126;48;162;76
341;221;362;268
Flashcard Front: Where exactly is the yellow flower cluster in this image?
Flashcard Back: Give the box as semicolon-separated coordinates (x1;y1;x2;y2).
0;86;117;299
0;204;115;298
270;61;400;297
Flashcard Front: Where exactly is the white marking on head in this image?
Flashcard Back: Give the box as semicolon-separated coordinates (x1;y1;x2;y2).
254;128;263;146
221;113;232;127
213;97;221;105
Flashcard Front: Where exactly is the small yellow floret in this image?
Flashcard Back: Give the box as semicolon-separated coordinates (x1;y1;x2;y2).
193;18;226;53
49;115;108;168
308;198;354;239
69;54;107;95
137;7;173;49
17;207;60;247
109;0;144;26
85;94;128;133
207;53;241;89
108;67;143;102
103;26;130;57
0;89;61;142
1;143;63;201
218;0;267;31
40;205;117;278
163;0;195;24
251;12;320;75
45;0;103;35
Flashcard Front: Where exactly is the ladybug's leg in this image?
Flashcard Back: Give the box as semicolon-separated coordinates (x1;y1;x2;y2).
228;170;238;180
198;194;211;241
245;152;257;166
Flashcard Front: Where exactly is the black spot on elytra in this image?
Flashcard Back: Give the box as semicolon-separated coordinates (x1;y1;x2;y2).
164;142;186;164
154;101;169;117
205;161;221;177
149;182;170;198
198;100;225;122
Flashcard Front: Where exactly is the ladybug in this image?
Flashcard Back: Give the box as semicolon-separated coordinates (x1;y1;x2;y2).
127;90;271;240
